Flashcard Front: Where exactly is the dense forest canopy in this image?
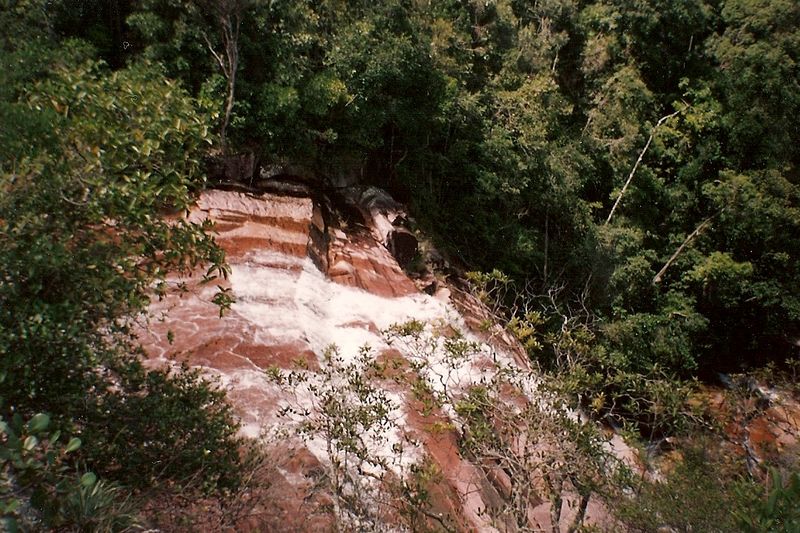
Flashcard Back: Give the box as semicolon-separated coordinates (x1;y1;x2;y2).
18;0;797;370
120;0;799;385
1;0;799;529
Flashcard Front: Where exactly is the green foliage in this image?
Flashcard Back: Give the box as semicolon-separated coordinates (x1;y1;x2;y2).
385;318;426;338
24;1;800;350
549;313;702;436
709;0;800;169
0;56;225;417
281;345;398;475
0;27;243;519
453;386;495;449
615;444;751;532
601;297;707;375
83;362;244;491
688;251;754;308
386;318;625;531
740;468;800;532
267;344;436;531
1;411;138;532
5;0;800;526
466;269;701;436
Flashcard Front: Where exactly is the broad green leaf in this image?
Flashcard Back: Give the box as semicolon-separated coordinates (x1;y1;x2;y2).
27;413;50;433
65;437;82;453
23;435;38;451
80;472;97;487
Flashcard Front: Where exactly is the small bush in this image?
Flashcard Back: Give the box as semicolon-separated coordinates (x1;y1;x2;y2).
614;441;757;533
0;412;138;532
82;360;245;492
740;468;800;532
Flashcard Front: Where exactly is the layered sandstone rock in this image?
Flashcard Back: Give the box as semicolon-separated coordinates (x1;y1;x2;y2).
140;186;617;531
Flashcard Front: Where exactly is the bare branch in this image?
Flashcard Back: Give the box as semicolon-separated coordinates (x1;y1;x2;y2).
652;211;721;285
201;31;227;74
605;110;681;225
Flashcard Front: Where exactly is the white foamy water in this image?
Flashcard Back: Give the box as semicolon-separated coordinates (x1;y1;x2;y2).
228;249;528;410
144;190;632;531
224;249;524;479
231;251;461;359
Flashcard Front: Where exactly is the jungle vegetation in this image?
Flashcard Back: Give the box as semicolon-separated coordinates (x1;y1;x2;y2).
1;0;798;529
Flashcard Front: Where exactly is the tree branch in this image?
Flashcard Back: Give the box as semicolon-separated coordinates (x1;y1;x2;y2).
201;31;227;75
652;212;720;285
605;110;680;225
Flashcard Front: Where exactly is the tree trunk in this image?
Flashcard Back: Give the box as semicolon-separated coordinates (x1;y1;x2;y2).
220;59;236;151
202;0;242;152
543;212;549;285
567;492;590;533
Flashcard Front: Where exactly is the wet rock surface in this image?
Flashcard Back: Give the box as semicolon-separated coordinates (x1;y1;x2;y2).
699;382;800;471
140;185;616;531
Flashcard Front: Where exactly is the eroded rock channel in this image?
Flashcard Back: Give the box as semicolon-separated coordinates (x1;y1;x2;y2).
140;184;618;531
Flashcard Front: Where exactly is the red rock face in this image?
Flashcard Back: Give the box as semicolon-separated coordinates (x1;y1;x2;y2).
141;187;619;531
701;384;800;472
327;228;418;297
